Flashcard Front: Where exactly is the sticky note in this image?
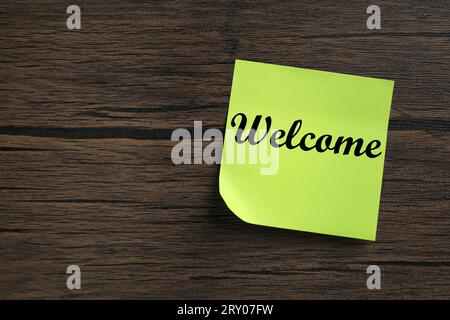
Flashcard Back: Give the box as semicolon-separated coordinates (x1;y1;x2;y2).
219;59;394;241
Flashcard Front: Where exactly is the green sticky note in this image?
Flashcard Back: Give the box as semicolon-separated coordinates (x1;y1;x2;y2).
219;59;394;241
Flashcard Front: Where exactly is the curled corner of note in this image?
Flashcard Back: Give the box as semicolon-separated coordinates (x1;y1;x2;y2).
219;168;255;227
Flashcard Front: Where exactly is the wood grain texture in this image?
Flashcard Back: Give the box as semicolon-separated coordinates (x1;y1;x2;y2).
0;0;449;299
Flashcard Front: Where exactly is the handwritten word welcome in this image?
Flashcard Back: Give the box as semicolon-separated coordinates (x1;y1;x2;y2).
231;113;383;158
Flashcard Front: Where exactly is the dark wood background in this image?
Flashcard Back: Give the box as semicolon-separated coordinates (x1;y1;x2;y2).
1;0;449;299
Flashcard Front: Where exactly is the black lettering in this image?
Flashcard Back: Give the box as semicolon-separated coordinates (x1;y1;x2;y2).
365;140;382;158
299;133;316;151
270;130;286;147
230;113;383;159
231;113;272;145
231;113;247;143
333;136;365;156
285;119;302;149
315;134;333;152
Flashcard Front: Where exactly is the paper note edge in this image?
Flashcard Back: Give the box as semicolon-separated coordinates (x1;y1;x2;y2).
371;79;396;242
235;58;396;84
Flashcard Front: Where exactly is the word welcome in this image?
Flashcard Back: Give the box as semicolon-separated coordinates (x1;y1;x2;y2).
231;113;383;158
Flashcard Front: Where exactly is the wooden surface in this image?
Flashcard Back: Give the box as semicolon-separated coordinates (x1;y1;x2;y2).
1;0;449;299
